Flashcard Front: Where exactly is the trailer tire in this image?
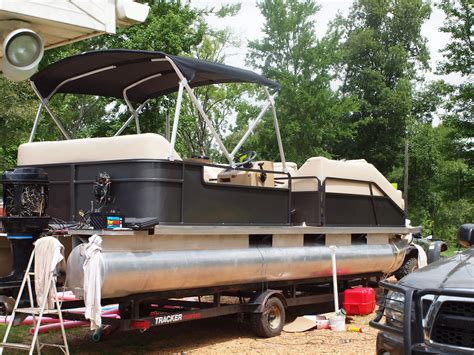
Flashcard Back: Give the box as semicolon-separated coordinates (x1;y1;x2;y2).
250;297;285;338
394;257;418;280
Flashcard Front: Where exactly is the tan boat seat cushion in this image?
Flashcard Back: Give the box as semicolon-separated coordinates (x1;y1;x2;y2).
203;166;224;182
273;162;298;176
292;157;404;209
273;162;297;188
17;133;182;166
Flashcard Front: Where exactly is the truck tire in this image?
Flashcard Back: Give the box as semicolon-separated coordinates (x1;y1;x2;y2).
394;257;418;280
250;297;285;338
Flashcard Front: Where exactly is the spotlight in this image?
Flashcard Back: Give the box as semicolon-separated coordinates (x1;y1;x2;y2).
2;29;44;81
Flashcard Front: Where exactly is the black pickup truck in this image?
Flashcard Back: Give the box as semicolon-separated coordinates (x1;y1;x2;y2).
371;224;474;354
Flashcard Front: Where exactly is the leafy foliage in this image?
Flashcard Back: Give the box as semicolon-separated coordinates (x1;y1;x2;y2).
437;0;473;76
407;121;473;243
245;0;357;166
0;0;208;173
436;0;473;165
403;0;474;242
409;0;474;242
337;0;431;175
0;79;37;173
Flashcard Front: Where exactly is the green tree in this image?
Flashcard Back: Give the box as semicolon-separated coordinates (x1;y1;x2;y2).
174;10;254;159
0;0;208;171
437;0;473;164
0;79;37;173
437;0;473;76
42;0;207;141
405;76;472;242
407;120;473;242
337;0;431;175
420;0;474;241
245;0;356;166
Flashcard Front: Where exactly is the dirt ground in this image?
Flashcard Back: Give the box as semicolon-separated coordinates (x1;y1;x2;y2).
1;313;378;354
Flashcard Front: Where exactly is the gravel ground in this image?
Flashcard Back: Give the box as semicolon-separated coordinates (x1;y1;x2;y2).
0;312;379;354
63;313;378;354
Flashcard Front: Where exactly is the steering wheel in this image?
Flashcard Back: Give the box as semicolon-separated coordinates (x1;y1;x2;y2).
235;150;257;168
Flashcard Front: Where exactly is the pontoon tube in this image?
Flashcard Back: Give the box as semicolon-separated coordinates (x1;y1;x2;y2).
66;239;407;298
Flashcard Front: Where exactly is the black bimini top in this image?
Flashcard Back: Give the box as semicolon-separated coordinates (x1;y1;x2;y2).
31;49;280;102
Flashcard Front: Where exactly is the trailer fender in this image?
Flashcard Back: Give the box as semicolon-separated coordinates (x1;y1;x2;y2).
427;241;447;264
250;290;287;313
393;246;419;280
402;245;418;261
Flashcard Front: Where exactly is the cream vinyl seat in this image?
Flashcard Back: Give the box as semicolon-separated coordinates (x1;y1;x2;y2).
203;166;224;183
273;162;298;176
273;162;297;188
17;133;182;166
291;157;404;209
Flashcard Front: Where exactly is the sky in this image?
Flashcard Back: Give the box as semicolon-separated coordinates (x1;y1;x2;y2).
193;0;462;85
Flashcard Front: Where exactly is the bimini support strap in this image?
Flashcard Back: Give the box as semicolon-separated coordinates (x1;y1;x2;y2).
124;96;140;134
165;56;235;166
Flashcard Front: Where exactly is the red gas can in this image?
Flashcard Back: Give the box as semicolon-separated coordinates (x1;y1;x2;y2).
343;287;376;315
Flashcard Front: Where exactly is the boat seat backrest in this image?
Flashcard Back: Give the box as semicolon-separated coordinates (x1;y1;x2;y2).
292;157;404;209
17;133;182;166
273;162;297;188
273;162;298;176
203;166;225;183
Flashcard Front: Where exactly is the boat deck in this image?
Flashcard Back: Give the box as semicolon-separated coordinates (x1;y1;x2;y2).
67;225;421;236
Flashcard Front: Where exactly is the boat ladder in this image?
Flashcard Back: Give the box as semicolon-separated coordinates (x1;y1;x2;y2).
0;245;69;354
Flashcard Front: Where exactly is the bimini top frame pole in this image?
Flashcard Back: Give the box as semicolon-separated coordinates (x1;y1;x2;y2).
165;56;235;166
29;65;117;141
30;82;71;141
228;88;286;171
121;69;166;134
28;50;285;168
265;87;286;172
165;56;285;168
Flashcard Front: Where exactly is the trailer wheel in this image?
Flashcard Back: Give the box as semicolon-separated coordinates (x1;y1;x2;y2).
394;257;418;280
250;297;285;338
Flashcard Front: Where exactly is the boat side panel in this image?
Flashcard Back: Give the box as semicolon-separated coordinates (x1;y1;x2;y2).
35;160;291;225
75;161;183;223
324;193;405;226
182;165;290;224
291;191;321;225
373;198;406;226
22;158;404;227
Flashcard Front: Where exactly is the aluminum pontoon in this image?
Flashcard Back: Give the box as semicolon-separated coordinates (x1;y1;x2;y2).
0;50;418;329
